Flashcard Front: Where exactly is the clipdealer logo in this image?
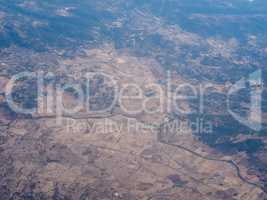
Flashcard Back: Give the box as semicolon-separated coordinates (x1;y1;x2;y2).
3;69;264;132
227;70;263;131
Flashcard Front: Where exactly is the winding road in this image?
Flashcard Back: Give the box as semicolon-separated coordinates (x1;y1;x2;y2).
157;117;267;194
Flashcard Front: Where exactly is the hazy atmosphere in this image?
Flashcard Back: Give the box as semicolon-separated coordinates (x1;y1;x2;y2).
0;0;267;199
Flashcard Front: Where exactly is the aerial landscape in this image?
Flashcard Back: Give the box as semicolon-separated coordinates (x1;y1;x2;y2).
0;0;267;199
